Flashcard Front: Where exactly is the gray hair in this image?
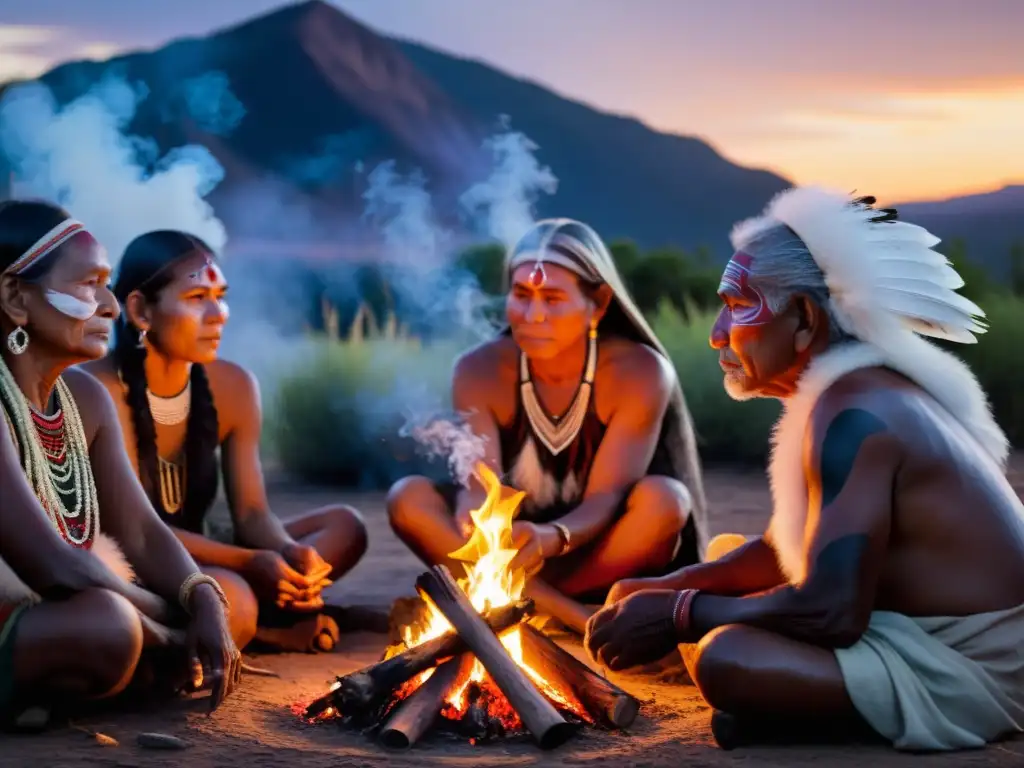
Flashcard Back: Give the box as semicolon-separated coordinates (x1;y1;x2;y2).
740;223;852;344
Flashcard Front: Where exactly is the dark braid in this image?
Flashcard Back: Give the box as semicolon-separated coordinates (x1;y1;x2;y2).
112;231;220;530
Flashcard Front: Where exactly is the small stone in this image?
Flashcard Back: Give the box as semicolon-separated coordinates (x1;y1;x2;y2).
136;732;190;750
13;706;49;732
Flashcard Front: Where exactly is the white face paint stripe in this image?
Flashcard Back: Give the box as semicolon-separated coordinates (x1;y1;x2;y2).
44;289;98;320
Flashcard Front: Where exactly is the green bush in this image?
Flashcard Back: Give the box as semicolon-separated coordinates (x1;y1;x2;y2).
267;338;463;487
952;294;1024;447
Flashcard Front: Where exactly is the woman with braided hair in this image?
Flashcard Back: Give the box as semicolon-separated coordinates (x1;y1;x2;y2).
0;200;240;728
82;230;368;654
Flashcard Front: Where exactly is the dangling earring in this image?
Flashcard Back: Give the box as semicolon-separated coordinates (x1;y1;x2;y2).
7;326;29;355
136;329;147;349
589;317;599;340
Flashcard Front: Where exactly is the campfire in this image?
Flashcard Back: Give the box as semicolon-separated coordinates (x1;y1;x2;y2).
302;463;640;750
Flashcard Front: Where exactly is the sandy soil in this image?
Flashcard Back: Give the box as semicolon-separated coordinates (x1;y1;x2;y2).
4;459;1024;768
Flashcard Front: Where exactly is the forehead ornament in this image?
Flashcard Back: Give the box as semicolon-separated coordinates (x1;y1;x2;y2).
528;260;547;288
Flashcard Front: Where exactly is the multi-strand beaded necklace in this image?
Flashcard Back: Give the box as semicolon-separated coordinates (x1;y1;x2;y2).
0;360;98;548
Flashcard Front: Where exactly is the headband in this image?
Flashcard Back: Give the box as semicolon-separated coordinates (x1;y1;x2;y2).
3;219;87;277
508;232;604;286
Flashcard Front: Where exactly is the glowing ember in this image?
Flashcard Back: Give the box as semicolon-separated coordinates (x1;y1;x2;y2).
387;462;588;729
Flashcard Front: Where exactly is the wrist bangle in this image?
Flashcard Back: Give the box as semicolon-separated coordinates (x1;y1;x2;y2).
551;523;571;557
672;588;699;636
179;572;229;615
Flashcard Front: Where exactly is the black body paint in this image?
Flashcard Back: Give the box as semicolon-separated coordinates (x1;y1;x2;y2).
819;408;887;507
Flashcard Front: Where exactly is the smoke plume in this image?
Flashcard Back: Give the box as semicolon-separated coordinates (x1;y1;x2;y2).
459;125;558;248
0;74;228;266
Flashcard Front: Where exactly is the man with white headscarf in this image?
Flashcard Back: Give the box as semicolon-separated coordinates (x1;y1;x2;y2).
387;218;711;627
585;188;1024;751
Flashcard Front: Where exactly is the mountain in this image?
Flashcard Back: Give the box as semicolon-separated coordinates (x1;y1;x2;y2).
0;0;790;258
894;186;1024;274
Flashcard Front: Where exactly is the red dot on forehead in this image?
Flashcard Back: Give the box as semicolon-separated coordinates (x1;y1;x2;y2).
205;265;217;282
528;262;546;287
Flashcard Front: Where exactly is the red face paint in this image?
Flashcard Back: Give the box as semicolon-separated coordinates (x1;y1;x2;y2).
528;262;546;288
718;251;775;327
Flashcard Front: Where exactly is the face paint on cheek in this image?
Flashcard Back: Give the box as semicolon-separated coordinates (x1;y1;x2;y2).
44;289;98;320
719;251;776;327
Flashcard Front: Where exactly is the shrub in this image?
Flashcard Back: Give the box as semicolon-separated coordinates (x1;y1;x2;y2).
952;294;1024;447
267;337;463;487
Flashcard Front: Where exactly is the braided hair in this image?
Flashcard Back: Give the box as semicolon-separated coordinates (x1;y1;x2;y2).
111;231;220;531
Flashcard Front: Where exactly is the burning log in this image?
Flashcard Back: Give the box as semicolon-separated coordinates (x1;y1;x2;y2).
379;653;474;749
303;599;532;719
525;579;596;635
417;566;578;750
519;624;640;729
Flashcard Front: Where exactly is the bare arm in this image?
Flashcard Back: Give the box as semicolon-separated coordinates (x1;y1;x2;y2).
688;404;896;648
556;347;674;551
170;528;254;570
0;415;144;602
78;370;211;604
652;534;785;596
451;349;505;525
219;365;293;554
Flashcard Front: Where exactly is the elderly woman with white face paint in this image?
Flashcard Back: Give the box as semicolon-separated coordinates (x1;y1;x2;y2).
82;230;368;655
0;200;239;729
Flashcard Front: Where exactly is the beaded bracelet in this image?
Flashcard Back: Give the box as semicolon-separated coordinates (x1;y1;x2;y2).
672;588;699;637
179;572;230;615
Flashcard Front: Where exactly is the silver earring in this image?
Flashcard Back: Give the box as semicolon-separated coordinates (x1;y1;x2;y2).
136;329;147;349
7;326;28;355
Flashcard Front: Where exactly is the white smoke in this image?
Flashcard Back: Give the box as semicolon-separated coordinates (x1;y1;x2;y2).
402;416;487;488
0;75;227;267
360;126;558;485
459;126;558;248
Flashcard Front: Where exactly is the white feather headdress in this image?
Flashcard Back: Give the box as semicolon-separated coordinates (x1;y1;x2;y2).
731;186;1008;468
730;186;987;345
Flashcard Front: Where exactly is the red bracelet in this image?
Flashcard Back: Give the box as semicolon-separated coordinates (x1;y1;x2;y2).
672;588;699;635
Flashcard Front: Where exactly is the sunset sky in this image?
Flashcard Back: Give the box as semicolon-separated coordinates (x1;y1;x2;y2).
0;0;1021;202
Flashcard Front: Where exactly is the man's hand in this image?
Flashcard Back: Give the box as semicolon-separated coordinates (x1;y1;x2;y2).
585;590;683;671
508;522;563;577
187;583;241;713
605;567;704;606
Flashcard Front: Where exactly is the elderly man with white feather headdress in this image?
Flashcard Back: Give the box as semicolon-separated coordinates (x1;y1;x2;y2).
586;188;1024;751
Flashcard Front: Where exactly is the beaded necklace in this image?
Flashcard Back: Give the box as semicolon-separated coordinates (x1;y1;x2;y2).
0;360;99;548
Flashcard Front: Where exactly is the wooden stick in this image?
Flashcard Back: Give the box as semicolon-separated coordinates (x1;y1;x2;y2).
525;579;596;636
417;566;577;750
519;624;640;728
303;598;532;719
379;653;473;749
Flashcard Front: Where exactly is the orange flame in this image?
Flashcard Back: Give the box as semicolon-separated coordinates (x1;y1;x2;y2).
400;462;586;720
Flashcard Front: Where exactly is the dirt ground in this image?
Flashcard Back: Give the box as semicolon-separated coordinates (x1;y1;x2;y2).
4;459;1024;768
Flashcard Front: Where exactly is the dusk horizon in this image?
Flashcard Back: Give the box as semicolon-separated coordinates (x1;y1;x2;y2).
1;0;1021;203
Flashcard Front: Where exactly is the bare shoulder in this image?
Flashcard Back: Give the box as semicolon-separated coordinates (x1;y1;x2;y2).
810;368;916;458
206;359;260;398
205;359;261;429
76;357;121;396
600;337;675;399
452;336;517;388
62;365;118;438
